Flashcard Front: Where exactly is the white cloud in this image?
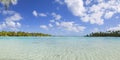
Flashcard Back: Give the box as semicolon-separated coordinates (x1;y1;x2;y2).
40;25;48;30
5;13;22;21
2;10;15;15
58;21;86;32
48;24;53;27
35;11;86;33
5;13;22;28
40;21;85;32
0;22;6;29
93;28;99;32
6;21;16;28
32;10;38;17
65;0;85;16
38;12;85;32
104;11;114;19
65;0;120;25
85;0;92;5
39;12;86;32
0;10;22;30
55;0;64;5
52;12;61;20
32;10;47;17
39;12;62;30
39;13;47;17
107;24;120;31
55;22;60;26
16;22;21;28
50;20;55;23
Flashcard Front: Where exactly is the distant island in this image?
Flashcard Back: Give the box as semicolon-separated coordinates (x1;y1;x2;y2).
86;31;120;37
0;31;51;36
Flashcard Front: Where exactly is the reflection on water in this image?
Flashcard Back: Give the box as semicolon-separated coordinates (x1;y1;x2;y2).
0;37;120;60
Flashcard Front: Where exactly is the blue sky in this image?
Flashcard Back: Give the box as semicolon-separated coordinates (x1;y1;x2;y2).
0;0;120;36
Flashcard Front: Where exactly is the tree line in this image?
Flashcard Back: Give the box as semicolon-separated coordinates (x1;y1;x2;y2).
0;31;51;36
86;31;120;37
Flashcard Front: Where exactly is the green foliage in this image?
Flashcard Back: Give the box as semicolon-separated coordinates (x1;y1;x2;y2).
0;31;51;36
86;31;120;37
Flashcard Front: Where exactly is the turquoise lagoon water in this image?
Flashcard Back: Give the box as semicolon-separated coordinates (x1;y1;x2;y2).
0;37;120;60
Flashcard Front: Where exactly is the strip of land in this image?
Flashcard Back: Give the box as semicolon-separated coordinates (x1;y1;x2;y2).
86;31;120;37
0;31;51;36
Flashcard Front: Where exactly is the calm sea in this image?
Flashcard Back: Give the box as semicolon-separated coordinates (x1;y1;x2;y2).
0;37;120;60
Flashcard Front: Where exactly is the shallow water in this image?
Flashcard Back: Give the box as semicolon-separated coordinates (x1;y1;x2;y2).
0;37;120;60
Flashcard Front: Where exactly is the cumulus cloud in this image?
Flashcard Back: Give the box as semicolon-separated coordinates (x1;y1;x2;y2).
0;10;22;30
58;21;86;32
40;21;85;32
40;25;48;30
65;0;85;16
39;13;47;17
32;10;38;17
107;24;120;31
85;0;92;5
5;13;22;21
16;22;21;27
92;28;99;32
55;22;60;26
104;11;114;19
52;12;61;20
55;0;64;5
0;22;6;29
65;0;120;25
5;13;22;29
32;10;47;17
50;20;55;23
38;12;85;32
48;24;53;27
2;10;15;15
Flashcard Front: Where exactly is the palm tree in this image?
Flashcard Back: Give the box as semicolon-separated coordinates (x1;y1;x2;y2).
0;31;51;36
0;0;17;10
86;30;120;37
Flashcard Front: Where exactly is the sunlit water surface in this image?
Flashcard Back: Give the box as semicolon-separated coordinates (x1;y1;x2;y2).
0;37;120;60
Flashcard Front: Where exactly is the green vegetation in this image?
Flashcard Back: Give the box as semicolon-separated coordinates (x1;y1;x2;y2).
0;31;51;36
86;31;120;37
